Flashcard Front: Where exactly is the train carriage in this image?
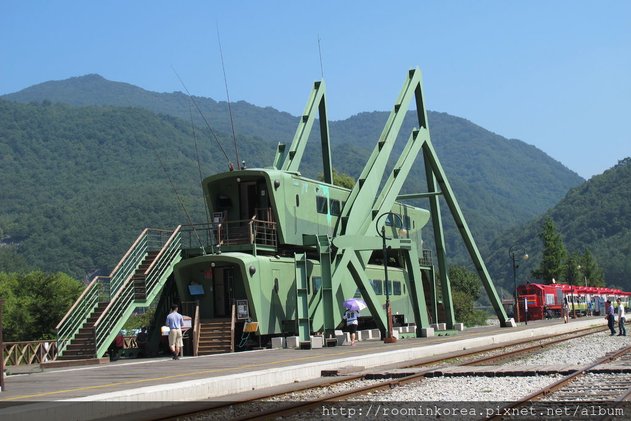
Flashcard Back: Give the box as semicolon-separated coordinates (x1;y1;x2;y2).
516;283;631;322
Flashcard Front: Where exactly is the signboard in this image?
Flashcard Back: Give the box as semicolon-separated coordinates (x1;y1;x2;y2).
237;300;249;320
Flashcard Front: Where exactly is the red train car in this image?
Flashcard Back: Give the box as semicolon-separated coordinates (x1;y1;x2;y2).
515;283;631;322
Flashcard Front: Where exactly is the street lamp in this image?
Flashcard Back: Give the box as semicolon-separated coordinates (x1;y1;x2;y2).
376;212;404;344
509;245;529;323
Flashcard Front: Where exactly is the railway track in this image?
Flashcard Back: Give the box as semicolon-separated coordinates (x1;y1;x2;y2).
489;344;631;421
157;325;608;421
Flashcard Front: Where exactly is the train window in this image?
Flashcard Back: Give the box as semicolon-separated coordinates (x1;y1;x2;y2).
370;279;383;295
274;278;279;294
312;276;322;295
403;284;406;295
330;199;341;216
316;196;328;214
296;194;300;207
393;281;402;295
404;216;411;230
353;288;361;298
385;280;392;296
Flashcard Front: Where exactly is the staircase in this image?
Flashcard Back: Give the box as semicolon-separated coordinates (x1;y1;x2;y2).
133;250;160;300
56;227;183;360
57;302;108;360
197;319;233;355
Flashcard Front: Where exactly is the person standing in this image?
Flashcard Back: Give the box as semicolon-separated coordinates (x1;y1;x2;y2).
343;306;359;346
166;304;184;359
606;300;616;336
617;298;626;336
562;298;569;323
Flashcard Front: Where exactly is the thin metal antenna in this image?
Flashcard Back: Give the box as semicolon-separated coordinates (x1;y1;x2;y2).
318;34;324;79
171;66;233;169
217;25;241;169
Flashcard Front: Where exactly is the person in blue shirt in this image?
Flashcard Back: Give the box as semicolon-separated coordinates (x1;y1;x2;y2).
166;304;184;359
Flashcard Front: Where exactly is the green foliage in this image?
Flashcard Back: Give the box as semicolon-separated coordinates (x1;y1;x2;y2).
318;169;355;189
448;265;488;326
578;249;605;287
123;307;155;331
532;217;567;282
0;271;83;341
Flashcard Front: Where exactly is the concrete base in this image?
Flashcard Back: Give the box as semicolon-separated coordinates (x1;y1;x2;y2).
454;323;465;331
271;337;285;349
311;336;324;349
286;336;300;349
420;327;435;337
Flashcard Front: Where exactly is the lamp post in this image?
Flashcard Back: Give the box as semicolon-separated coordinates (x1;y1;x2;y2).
376;212;404;344
509;245;528;323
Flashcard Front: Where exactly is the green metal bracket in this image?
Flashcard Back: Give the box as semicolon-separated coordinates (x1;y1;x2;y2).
294;252;311;342
274;80;333;184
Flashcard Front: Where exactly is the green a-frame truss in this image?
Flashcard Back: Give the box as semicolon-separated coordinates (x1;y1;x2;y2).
275;68;511;341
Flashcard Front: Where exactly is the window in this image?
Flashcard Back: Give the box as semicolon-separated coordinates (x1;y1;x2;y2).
330;199;341;216
312;276;322;295
384;280;392;296
370;279;383;295
316;196;328;214
353;288;361;298
296;194;300;207
393;281;402;296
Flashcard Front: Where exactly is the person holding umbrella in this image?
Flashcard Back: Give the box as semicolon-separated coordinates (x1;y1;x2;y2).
343;298;366;346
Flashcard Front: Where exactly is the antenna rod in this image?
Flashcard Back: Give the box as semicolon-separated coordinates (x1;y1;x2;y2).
216;25;241;169
171;66;233;169
318;35;324;79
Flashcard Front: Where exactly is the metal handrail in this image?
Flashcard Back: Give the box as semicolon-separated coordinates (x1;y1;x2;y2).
55;276;100;331
93;227;182;356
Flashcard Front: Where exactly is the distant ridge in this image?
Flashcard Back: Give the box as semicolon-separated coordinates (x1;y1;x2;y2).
1;75;585;286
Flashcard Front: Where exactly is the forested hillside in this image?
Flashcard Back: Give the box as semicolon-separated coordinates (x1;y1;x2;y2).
0;99;273;278
1;75;585;284
484;158;631;291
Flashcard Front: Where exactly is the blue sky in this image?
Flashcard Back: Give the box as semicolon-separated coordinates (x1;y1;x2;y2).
2;1;629;179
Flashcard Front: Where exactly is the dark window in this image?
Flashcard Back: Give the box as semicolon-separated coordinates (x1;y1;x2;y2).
371;279;383;295
330;199;341;216
312;276;322;295
296;194;300;207
353;288;361;298
393;281;402;295
316;196;328;214
385;280;392;296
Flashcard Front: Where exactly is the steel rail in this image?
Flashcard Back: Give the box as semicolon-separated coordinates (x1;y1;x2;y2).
486;344;631;421
154;325;607;421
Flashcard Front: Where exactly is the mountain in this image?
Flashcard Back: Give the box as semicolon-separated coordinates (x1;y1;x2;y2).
1;75;584;280
484;158;631;292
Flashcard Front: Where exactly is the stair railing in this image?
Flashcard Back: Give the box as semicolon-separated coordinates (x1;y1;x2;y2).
55;275;108;356
143;226;182;301
193;302;200;357
93;227;182;357
109;228;150;295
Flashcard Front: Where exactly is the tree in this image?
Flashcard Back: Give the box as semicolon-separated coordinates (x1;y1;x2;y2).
578;249;605;287
448;265;487;326
0;271;83;341
318;169;355;189
532;217;567;283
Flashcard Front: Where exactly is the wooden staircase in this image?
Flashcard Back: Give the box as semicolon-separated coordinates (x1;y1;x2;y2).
197;319;233;355
133;250;160;300
57;302;108;360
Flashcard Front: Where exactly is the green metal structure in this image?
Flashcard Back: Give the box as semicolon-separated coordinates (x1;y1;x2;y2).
56;68;510;359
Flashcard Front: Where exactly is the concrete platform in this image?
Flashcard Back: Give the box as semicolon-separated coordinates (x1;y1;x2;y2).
0;317;609;420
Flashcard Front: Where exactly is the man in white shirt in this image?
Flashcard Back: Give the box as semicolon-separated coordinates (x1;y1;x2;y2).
617;298;626;336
